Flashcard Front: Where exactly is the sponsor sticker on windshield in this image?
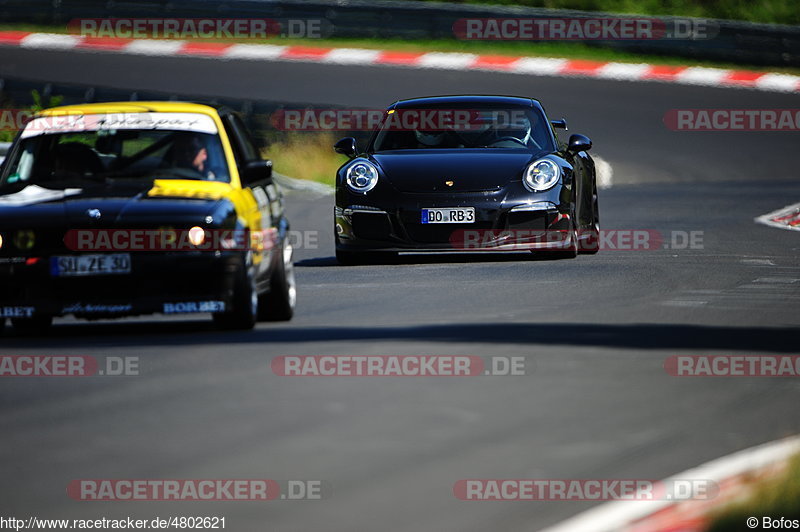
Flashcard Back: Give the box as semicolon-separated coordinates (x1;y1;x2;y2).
20;112;218;138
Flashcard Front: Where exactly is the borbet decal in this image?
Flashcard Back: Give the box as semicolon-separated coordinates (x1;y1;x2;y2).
163;301;226;314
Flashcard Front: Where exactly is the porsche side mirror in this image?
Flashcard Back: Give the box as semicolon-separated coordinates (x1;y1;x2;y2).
567;134;592;153
241;160;273;187
551;119;568;130
334;137;357;159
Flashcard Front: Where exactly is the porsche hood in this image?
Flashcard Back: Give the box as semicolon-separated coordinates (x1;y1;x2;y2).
371;150;538;193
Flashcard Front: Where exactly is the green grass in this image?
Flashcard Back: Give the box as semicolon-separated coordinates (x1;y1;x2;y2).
2;23;799;75
407;0;800;26
262;132;346;187
706;454;800;532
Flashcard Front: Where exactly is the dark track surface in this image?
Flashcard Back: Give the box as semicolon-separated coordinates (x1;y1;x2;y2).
1;46;799;531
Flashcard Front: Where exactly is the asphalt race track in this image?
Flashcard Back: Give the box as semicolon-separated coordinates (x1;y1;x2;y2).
1;46;799;531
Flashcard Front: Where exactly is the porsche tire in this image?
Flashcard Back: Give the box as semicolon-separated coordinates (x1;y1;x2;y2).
579;181;600;255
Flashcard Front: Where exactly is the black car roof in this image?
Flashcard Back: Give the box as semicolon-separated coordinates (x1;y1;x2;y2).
391;95;539;109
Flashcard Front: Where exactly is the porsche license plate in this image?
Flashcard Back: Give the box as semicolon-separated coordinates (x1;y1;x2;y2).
51;254;131;276
421;207;475;224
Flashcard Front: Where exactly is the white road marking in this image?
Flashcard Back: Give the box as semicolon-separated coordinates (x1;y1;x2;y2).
510;57;568;75
675;67;730;86
663;299;709;307
20;33;81;50
753;277;800;284
596;63;651;81
322;48;382;65
124;40;184;56
223;44;287;60
755;73;800;92
416;52;478;69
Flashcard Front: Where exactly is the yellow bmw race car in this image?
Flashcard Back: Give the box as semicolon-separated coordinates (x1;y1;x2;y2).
0;101;295;331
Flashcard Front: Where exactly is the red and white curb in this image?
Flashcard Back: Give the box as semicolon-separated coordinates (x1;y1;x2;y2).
539;435;800;532
755;202;800;231
2;31;799;93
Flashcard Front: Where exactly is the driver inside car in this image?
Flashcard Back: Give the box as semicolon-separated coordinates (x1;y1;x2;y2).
167;134;217;180
413;128;462;149
491;115;534;148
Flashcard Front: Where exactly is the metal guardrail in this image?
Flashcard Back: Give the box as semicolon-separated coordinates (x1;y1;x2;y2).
0;0;798;66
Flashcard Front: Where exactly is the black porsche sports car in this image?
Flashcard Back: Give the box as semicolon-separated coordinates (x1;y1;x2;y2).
333;95;599;264
0;101;295;332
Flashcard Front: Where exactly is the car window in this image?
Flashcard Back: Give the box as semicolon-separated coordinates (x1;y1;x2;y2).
221;113;260;165
371;106;554;152
1;129;231;186
232;115;261;160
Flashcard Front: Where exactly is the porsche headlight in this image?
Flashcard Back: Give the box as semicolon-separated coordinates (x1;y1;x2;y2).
523;159;560;192
346;160;379;193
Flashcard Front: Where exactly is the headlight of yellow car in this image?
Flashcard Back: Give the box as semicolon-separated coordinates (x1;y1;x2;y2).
188;226;206;247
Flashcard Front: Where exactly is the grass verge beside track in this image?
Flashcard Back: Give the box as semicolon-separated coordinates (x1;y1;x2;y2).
263;133;347;187
707;453;800;531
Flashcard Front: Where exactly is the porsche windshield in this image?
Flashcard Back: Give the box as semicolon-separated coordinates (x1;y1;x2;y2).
371;106;555;152
1;127;231;187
